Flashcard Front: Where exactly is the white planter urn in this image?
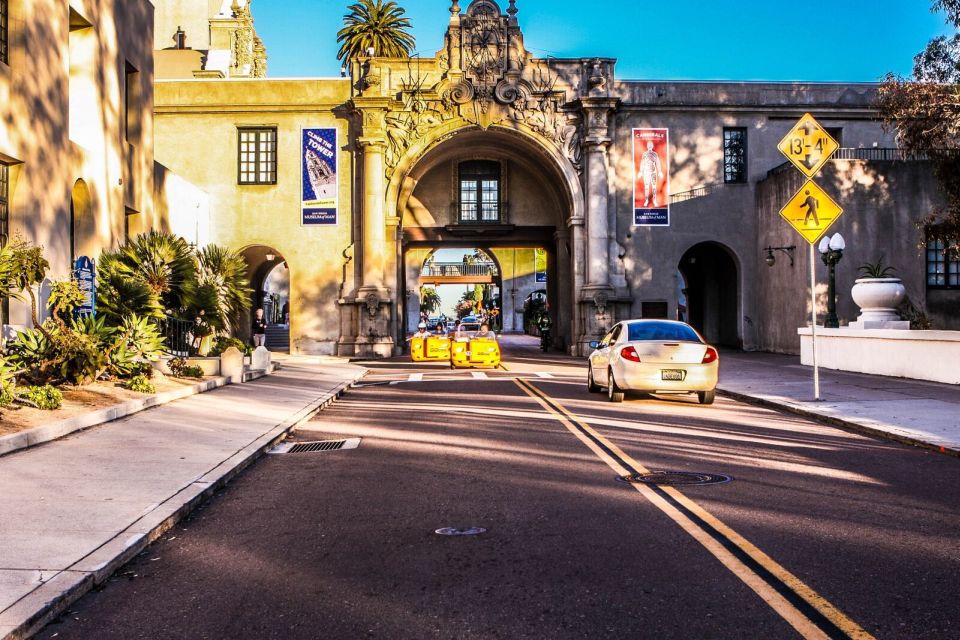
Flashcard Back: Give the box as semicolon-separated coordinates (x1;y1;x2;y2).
850;277;907;326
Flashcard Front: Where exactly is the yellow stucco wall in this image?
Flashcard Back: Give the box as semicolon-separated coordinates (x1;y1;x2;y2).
0;0;157;326
153;78;354;354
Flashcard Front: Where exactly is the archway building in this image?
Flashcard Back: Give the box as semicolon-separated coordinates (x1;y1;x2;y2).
153;0;955;356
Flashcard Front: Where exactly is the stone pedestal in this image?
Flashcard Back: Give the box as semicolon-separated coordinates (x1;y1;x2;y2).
220;347;244;384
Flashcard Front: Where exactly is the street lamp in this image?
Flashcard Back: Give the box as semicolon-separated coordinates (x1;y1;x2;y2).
763;245;796;267
818;233;845;329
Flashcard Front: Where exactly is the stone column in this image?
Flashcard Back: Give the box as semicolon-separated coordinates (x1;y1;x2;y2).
584;140;611;289
359;137;387;290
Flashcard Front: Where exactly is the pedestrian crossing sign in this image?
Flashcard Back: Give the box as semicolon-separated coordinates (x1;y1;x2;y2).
779;180;844;244
778;113;840;178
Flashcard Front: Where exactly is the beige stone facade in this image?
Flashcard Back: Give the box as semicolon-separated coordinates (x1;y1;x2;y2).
0;0;166;330
148;0;955;356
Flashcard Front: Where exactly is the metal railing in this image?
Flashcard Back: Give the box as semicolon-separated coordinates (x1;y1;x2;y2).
766;147;953;179
153;315;196;357
422;262;499;278
670;183;725;204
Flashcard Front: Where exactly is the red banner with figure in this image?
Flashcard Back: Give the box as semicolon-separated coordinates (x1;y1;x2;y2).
633;128;670;226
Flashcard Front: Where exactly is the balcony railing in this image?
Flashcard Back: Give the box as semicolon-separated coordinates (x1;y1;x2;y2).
670;183;725;204
766;147;956;179
422;262;499;278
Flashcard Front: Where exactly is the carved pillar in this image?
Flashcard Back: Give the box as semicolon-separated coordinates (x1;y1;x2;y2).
577;98;620;353
448;1;462;76
359;136;387;290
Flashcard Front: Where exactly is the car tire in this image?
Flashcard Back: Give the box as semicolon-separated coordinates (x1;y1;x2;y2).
607;369;625;403
698;389;716;405
587;366;602;393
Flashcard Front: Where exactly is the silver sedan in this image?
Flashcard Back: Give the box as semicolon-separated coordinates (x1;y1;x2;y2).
587;320;719;404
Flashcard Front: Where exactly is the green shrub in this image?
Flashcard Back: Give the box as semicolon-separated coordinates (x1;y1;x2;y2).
168;357;203;379
181;365;205;378
210;336;251;357
0;357;17;408
17;385;63;410
124;374;156;394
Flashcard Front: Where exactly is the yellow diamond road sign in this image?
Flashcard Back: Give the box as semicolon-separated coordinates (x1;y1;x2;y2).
780;180;844;244
778;113;840;178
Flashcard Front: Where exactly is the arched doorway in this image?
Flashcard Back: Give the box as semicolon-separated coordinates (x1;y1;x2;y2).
392;126;576;352
678;242;740;348
240;245;290;352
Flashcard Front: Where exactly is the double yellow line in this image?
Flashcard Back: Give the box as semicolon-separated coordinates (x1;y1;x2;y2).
513;378;874;640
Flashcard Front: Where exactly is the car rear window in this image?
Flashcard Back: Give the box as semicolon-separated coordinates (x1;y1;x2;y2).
627;322;701;343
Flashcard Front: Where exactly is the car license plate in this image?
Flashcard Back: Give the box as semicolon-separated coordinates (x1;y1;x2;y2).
661;369;685;381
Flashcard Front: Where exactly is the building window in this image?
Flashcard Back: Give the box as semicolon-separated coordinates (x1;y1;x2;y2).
723;128;747;183
0;0;8;65
238;127;277;185
125;62;140;143
459;160;500;223
927;237;960;289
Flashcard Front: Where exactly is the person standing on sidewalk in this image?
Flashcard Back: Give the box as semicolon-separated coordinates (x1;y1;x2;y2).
252;308;268;348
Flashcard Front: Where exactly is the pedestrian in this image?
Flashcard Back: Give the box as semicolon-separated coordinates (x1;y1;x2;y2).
252;308;267;347
281;301;289;325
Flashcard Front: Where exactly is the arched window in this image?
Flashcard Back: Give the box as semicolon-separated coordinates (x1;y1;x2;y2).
459;160;500;223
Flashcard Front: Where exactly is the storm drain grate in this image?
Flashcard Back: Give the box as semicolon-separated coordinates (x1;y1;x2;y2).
617;471;733;486
269;438;361;454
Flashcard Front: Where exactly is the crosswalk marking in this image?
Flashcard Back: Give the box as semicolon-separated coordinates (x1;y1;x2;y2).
408;373;424;382
535;372;555;379
470;371;487;379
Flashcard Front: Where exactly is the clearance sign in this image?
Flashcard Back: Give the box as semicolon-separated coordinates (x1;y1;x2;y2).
632;128;670;226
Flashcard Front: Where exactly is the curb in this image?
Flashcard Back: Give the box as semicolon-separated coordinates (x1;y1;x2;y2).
717;387;960;459
0;376;230;458
0;368;367;640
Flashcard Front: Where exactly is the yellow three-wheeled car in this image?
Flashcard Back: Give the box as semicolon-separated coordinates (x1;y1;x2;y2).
450;337;501;369
410;335;453;362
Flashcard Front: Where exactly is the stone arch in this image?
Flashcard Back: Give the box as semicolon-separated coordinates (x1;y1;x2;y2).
239;244;290;350
678;241;742;348
385;119;584;229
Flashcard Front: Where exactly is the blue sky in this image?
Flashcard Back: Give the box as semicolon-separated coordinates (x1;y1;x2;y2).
254;0;952;81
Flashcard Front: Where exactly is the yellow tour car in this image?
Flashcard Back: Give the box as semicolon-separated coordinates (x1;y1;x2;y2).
410;335;452;362
450;336;501;369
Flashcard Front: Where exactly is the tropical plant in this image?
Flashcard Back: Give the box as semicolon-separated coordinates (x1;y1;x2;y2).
0;241;19;303
858;256;898;279
187;244;253;333
210;336;251;357
4;239;51;337
17;384;63;410
124;374;156;394
420;287;441;314
97;231;195;324
0;356;19;408
336;0;415;62
879;0;960;251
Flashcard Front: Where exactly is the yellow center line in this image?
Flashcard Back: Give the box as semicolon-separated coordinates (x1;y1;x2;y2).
513;378;874;640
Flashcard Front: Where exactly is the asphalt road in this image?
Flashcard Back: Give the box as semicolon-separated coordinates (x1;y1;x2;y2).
37;344;960;639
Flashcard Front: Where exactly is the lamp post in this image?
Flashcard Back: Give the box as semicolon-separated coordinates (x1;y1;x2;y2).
818;233;845;329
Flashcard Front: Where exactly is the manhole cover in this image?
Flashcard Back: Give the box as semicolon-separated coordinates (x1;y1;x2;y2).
435;527;487;536
617;471;732;486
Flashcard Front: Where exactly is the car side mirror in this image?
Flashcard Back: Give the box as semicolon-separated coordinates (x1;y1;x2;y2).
589;341;600;349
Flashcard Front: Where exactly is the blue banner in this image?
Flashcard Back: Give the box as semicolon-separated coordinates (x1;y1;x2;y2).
73;256;96;318
302;128;338;225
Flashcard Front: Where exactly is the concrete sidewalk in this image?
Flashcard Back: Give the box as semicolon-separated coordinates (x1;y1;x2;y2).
0;358;366;640
718;351;960;456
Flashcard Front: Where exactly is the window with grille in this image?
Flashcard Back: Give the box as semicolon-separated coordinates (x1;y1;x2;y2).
723;128;747;184
238;127;277;185
927;237;960;289
459;160;500;223
0;0;8;65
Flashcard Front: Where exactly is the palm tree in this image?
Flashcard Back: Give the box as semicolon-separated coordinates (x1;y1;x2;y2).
420;287;441;314
97;231;194;324
337;0;415;62
187;244;253;334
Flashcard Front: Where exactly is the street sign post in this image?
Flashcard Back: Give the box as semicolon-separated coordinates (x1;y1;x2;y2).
777;114;842;401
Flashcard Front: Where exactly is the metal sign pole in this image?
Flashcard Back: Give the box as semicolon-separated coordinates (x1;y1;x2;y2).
809;243;820;400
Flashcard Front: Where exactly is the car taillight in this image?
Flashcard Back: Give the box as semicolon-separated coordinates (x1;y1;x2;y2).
702;347;719;364
621;346;642;362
